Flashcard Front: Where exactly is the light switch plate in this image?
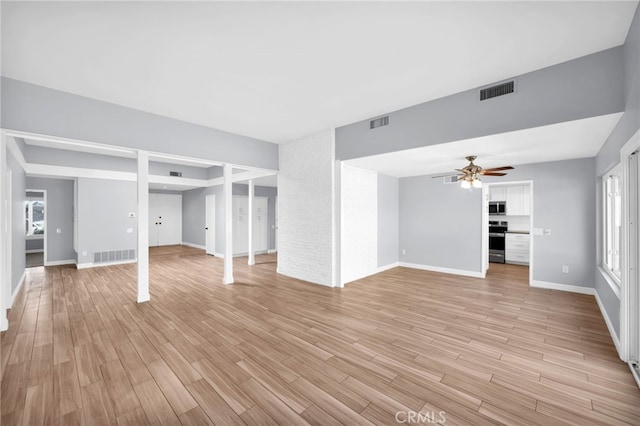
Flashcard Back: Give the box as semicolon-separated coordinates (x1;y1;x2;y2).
126;228;133;233
56;228;62;234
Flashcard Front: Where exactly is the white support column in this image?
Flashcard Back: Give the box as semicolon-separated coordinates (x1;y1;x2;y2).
223;163;234;284
137;151;150;303
248;179;255;266
0;131;9;330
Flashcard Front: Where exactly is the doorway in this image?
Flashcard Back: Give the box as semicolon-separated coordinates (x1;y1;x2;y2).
25;189;46;268
482;181;533;283
148;193;182;247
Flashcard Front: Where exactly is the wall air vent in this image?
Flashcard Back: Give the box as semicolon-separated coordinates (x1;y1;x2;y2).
169;171;182;177
480;80;515;101
369;116;389;129
443;176;459;184
93;249;136;264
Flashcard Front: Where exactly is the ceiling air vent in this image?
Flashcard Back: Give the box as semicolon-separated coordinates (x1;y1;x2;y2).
370;116;389;129
443;176;459;184
169;171;182;177
480;80;515;101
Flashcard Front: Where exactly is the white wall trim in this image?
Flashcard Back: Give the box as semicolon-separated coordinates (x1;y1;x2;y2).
399;262;484;278
44;259;76;266
276;268;335;288
181;242;206;250
267;249;277;254
595;288;622;358
26;249;44;254
597;266;622;299
376;262;400;274
76;259;137;270
530;280;595;295
10;270;27;308
149;174;208;188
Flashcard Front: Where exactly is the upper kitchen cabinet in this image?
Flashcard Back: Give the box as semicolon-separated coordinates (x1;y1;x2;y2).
489;186;507;202
506;185;531;215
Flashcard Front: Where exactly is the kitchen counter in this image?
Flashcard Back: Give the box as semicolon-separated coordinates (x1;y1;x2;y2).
506;230;529;234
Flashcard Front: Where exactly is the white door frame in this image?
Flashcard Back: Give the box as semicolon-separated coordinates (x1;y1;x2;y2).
205;194;216;255
620;129;640;367
481;180;534;285
26;189;47;267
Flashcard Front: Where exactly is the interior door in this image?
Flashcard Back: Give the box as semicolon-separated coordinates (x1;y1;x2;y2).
205;194;215;255
149;193;182;247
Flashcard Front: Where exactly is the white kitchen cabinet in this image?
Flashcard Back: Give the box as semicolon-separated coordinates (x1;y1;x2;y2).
489;186;507;202
506;233;530;265
506;185;531;215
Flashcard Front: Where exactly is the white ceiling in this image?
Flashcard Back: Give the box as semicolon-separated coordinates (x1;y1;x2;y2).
344;113;624;177
2;1;637;144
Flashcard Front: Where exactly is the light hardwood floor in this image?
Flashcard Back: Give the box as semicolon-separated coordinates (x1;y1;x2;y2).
1;245;639;425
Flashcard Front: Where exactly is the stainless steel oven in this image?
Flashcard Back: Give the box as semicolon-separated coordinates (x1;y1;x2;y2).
489;201;506;216
489;221;508;263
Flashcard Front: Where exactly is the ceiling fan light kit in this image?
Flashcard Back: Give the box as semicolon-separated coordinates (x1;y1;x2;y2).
432;155;514;190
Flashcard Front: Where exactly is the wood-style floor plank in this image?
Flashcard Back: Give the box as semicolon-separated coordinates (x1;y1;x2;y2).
0;247;638;425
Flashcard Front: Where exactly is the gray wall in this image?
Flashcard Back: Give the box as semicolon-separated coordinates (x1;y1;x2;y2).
25;145;210;179
400;158;596;287
1;77;278;170
26;177;75;262
593;4;640;339
377;173;399;267
26;239;43;251
7;147;26;294
400;175;483;273
336;47;624;161
76;178;137;265
182;183;277;253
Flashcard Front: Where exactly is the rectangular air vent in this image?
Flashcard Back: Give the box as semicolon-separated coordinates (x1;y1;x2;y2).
93;249;136;264
480;80;515;101
370;116;389;129
443;176;459;184
169;171;182;177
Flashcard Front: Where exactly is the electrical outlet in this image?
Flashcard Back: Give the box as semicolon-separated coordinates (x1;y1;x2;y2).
56;228;62;234
533;228;543;236
129;212;136;218
562;265;569;273
401;249;406;255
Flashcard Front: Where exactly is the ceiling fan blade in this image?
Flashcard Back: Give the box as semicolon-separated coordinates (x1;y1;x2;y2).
480;172;507;176
482;166;514;172
431;173;463;179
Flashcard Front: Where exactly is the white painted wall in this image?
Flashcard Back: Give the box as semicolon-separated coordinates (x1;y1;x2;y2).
341;164;378;284
278;130;336;287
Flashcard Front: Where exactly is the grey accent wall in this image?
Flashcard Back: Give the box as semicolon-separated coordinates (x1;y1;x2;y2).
76;178;137;265
26;177;75;262
593;4;640;340
400;175;483;273
7;148;26;293
25;145;210;179
1;77;278;170
182;183;277;252
26;145;136;172
26;239;43;251
336;47;625;160
400;158;596;286
377;173;399;267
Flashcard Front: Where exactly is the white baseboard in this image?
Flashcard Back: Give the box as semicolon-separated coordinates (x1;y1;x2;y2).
267;249;277;254
26;249;44;254
376;262;400;274
594;289;622;358
76;259;137;269
11;270;27;308
181;242;206;250
214;251;270;259
213;252;225;258
530;280;595;295
44;259;75;266
399;262;484;278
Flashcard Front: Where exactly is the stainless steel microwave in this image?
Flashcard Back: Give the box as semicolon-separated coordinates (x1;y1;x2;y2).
489;201;506;215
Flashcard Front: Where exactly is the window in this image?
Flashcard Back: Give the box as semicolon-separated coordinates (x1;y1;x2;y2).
604;167;622;283
25;200;45;236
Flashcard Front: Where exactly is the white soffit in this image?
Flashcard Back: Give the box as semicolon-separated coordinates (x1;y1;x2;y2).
344;112;624;177
2;1;637;143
